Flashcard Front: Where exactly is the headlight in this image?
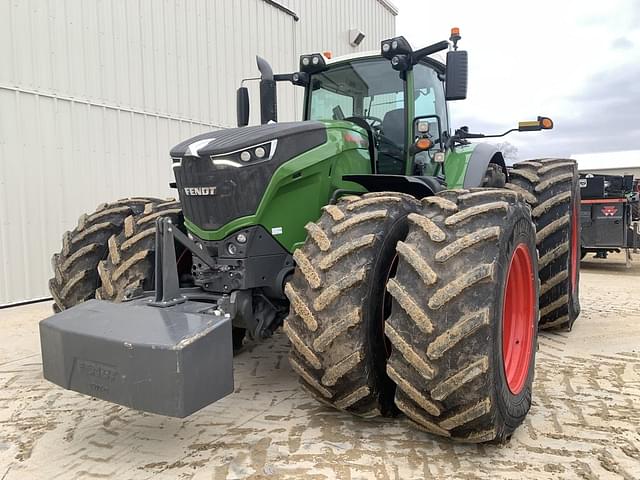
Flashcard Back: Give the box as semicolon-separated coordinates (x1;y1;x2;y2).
236;233;247;244
227;243;238;255
299;53;326;73
210;139;277;167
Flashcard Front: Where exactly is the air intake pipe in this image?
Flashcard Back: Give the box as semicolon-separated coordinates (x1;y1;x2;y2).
256;56;278;124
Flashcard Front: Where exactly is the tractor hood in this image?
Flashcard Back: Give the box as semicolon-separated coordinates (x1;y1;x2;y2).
171;121;330;232
170;121;327;159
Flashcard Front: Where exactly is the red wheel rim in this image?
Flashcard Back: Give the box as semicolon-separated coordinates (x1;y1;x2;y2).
502;243;535;395
570;199;579;292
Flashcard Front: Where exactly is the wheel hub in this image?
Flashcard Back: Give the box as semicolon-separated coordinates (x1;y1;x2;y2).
502;243;535;395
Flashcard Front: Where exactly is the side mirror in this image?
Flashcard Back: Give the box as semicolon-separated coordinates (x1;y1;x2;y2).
445;50;468;101
236;87;250;127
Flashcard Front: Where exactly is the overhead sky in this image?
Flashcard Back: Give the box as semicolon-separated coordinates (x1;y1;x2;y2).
394;0;640;162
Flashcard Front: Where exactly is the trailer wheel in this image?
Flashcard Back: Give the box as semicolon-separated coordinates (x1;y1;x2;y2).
506;159;581;330
386;189;539;442
49;198;164;311
283;192;420;417
96;200;183;302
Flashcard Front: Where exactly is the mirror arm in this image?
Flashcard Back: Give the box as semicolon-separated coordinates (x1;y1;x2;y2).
475;128;519;139
240;77;261;87
455;128;519;140
274;72;309;86
412;40;450;64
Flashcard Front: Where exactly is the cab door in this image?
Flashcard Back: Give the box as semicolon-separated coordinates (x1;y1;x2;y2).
410;62;449;176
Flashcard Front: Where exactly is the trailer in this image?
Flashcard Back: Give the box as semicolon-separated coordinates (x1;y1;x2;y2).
580;173;640;265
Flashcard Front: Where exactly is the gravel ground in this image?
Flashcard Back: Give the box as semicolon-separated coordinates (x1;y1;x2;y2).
0;253;639;479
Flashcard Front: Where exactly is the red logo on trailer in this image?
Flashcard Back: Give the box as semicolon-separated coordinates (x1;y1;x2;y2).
601;206;618;216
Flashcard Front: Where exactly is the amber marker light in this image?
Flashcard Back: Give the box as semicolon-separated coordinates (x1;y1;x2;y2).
416;138;433;150
540;117;554;129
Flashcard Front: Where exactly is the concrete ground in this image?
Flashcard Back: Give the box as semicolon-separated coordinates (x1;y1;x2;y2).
0;253;639;480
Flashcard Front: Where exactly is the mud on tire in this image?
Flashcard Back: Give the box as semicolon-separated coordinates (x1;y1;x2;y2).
49;197;165;311
283;192;420;417
96;200;183;302
386;189;539;443
506;158;581;330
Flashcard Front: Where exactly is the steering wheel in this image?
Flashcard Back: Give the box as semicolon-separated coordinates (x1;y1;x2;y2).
361;115;384;129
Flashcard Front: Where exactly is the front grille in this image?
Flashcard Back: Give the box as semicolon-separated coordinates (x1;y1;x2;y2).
175;158;270;231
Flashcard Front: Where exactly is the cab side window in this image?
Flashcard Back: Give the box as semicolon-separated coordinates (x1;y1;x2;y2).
413;63;448;140
310;88;353;120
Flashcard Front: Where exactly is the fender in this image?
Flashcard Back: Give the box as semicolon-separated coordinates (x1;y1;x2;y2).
463;143;507;188
343;174;442;199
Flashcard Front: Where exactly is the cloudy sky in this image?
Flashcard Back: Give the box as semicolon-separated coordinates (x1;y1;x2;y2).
394;0;640;162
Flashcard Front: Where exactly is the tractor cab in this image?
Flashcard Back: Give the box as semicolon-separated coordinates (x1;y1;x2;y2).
236;31;472;197
304;53;450;177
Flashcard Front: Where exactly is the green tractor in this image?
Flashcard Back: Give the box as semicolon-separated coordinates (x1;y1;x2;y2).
41;31;581;443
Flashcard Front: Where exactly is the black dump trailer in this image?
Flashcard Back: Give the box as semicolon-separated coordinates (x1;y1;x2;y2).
580;173;640;264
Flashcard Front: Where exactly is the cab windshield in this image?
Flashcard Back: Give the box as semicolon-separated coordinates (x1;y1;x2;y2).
307;58;406;174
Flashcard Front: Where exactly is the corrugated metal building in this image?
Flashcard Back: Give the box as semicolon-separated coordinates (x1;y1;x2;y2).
0;0;397;305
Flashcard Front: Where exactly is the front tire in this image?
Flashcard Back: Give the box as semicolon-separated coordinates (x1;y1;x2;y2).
386;189;539;443
283;192;420;417
96;200;183;302
49;197;164;311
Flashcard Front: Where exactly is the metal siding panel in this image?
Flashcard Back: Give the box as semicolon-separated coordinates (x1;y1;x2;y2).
0;1;14;84
0;90;18;302
12;1;33;88
164;0;178;116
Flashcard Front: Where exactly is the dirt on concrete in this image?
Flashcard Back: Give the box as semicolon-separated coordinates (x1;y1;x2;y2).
0;252;639;479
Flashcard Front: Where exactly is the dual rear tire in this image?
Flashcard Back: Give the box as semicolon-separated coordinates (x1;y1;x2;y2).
506;159;581;330
283;189;540;442
386;189;538;443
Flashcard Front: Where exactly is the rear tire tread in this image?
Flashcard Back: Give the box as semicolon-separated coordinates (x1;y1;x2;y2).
506;158;580;330
386;189;539;442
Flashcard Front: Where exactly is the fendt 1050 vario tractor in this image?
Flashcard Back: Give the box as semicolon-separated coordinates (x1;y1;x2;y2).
41;31;581;443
